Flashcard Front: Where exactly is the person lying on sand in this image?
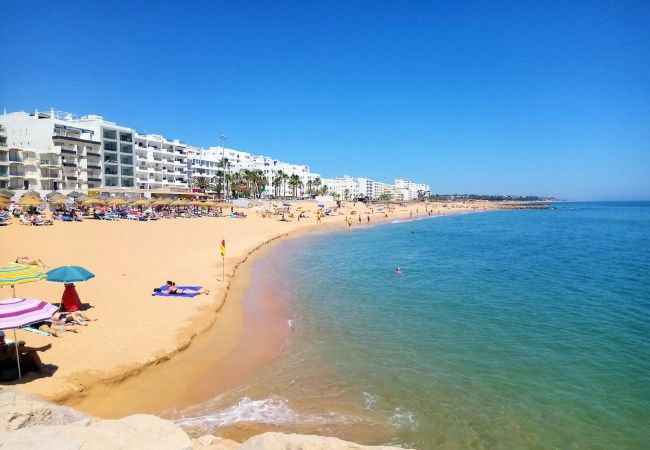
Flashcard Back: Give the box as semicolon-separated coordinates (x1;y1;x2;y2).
0;331;55;381
29;312;84;337
15;256;46;266
159;281;209;295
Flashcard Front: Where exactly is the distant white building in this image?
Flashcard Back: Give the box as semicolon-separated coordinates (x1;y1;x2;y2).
1;108;426;200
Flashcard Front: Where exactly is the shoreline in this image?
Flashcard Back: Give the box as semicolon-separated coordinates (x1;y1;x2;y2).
63;207;482;419
1;201;510;416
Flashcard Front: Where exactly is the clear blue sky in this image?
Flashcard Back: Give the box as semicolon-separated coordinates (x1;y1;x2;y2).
2;1;649;200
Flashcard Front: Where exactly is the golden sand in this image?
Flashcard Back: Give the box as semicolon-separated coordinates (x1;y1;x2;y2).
0;200;496;416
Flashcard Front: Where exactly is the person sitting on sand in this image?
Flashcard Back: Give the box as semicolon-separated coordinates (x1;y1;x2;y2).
0;331;54;381
15;256;46;266
61;283;84;312
160;281;209;296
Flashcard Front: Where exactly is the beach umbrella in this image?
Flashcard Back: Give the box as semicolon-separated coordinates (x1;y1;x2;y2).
45;265;95;283
0;264;47;299
82;198;105;206
49;197;66;206
67;191;84;198
74;194;90;203
20;190;41;199
0;297;58;379
152;198;171;206
45;192;64;200
108;198;128;206
18;196;44;207
132;198;151;207
170;199;189;207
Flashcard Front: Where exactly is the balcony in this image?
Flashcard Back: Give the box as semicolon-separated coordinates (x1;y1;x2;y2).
87;151;101;157
53;134;101;145
9;157;24;163
9;169;38;178
62;162;77;168
105;169;118;175
88;164;102;170
40;159;60;166
88;177;102;182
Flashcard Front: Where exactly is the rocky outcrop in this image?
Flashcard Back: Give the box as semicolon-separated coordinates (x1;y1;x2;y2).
0;388;412;449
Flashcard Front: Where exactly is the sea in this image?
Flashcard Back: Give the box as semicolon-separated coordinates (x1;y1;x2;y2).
174;202;650;449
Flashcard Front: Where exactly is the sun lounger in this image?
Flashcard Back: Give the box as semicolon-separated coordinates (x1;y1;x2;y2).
152;285;203;298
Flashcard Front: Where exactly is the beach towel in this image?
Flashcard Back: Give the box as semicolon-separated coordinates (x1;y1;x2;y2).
152;285;203;298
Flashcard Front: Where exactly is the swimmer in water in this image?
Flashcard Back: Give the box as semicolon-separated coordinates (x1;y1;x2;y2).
396;267;402;275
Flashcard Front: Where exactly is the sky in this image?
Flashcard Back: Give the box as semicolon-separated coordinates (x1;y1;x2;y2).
1;1;649;200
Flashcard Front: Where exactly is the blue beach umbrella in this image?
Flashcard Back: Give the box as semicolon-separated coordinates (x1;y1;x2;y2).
45;266;95;283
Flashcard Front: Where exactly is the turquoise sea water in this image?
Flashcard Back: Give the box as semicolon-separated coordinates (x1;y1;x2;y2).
177;203;650;449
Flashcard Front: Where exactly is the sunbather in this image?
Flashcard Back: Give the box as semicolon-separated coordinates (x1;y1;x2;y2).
15;256;46;266
160;281;209;295
29;312;84;337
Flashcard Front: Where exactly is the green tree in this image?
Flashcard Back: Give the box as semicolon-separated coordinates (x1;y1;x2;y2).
288;174;302;198
313;177;322;197
193;176;210;191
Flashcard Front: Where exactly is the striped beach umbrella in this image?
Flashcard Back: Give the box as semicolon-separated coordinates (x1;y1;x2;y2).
0;297;58;379
0;264;47;298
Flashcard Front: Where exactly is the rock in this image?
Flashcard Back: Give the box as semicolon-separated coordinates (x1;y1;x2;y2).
0;414;193;450
240;432;411;450
0;389;412;450
193;434;240;449
0;388;89;431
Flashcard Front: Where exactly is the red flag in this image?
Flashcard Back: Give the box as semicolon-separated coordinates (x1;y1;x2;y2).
220;239;226;256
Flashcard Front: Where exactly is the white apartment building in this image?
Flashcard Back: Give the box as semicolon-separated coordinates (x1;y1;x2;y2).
322;176;361;200
188;147;320;198
321;176;431;201
395;179;431;200
0;110;102;191
133;134;189;190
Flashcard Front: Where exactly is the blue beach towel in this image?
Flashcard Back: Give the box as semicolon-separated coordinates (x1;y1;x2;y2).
152;285;203;298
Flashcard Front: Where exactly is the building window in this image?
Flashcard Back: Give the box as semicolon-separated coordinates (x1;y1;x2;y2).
120;144;133;154
103;129;117;140
104;141;117;152
120;133;133;143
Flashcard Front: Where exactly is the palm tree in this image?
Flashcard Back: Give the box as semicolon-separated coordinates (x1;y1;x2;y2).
272;172;283;198
288;174;302;198
344;188;350;201
193;176;210;191
281;172;289;198
320;184;328;196
218;158;231;198
254;170;267;198
306;179;313;198
313;177;322;197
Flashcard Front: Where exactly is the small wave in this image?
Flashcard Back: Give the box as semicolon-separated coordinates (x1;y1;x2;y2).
175;396;355;430
362;392;379;410
176;396;297;428
387;407;419;431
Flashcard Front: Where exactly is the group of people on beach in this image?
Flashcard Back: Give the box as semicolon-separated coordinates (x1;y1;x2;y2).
0;259;97;382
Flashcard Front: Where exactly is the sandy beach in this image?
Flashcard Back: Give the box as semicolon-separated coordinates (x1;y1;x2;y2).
1;200;501;417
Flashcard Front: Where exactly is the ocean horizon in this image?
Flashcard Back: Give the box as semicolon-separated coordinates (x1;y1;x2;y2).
175;202;650;449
